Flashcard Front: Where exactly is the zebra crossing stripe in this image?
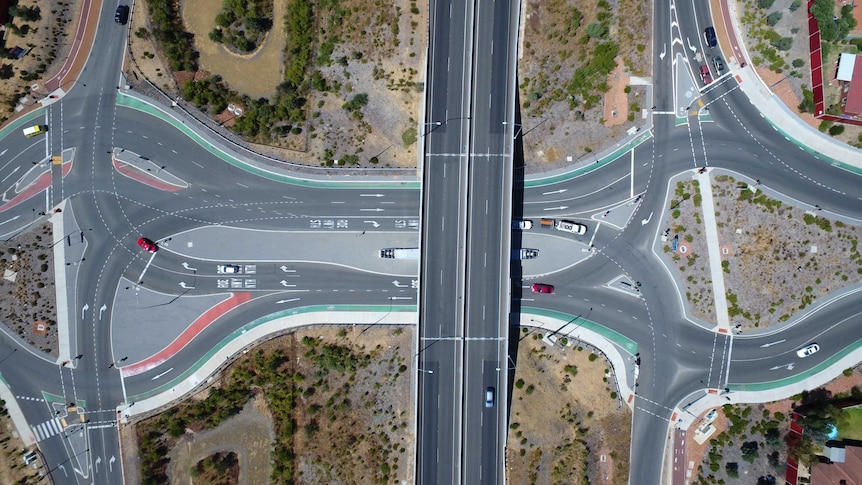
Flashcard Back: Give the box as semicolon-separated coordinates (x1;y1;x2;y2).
49;419;61;435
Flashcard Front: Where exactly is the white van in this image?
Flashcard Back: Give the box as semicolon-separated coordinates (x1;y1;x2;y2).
22;125;46;137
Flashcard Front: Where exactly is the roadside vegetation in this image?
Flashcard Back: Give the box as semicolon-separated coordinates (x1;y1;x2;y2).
145;0;199;71
209;0;274;52
506;332;631;484
694;379;862;484
134;327;413;484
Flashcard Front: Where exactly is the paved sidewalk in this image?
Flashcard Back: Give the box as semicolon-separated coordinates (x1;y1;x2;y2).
695;169;731;334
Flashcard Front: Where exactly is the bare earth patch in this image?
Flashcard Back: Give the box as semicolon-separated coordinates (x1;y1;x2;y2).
518;0;651;173
0;0;81;123
130;326;414;484
129;0;426;168
506;334;631;484
664;174;862;330
0;408;49;484
0;223;59;356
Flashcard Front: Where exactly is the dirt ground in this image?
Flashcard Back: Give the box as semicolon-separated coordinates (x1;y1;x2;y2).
0;0;82;123
129;326;414;484
689;367;862;483
128;0;426;168
0;223;59;356
506;333;631;485
181;0;284;100
0;410;49;485
517;0;651;173
168;397;273;485
665;175;862;330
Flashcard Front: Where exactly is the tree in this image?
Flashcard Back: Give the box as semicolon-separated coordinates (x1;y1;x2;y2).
741;440;760;463
726;462;739;478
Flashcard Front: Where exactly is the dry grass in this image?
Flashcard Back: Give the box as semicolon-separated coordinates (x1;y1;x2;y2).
665;174;862;329
506;335;631;484
518;0;650;172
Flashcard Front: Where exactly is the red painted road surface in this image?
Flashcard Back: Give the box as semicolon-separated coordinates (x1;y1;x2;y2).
112;158;185;192
121;292;252;378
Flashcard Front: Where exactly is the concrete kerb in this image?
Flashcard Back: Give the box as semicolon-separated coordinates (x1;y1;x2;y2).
112;148;189;188
0;374;36;446
51;200;73;365
734;67;862;172
675;341;862;431
121;307;418;422
522;129;653;188
518;308;638;411
115;92;420;186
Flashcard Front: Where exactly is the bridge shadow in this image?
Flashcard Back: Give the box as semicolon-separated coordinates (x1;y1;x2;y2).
507;90;526;415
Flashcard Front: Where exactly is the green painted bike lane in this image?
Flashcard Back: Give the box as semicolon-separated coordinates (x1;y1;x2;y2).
730;336;862;392
116;94;420;189
522;306;638;354
126;304;417;403
524;130;653;188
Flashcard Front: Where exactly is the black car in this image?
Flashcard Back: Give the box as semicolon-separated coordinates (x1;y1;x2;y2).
703;27;717;47
115;5;130;24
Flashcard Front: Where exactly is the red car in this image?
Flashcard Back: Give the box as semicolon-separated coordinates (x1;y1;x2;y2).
699;65;712;85
531;283;554;294
137;237;158;253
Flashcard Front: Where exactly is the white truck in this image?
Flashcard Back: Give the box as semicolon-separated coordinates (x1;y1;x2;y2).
379;248;420;259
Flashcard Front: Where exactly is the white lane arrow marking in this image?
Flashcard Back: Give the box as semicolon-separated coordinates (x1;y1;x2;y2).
99;304;107;320
280;280;296;287
360;208;385;212
179;282;194;289
542;189;567;195
0;149;7;157
95;456;102;472
151;367;174;380
81;304;89;319
659;43;666;60
641;211;653;226
543;206;568;211
280;266;295;272
109;456;115;472
769;363;795;371
0;215;20;226
760;339;785;348
57;464;67;477
276;298;300;304
181;262;197;271
360;194;384;197
392;280;408;288
364;220;380;227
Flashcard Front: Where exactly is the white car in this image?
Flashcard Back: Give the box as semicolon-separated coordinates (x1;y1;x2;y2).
217;264;241;274
512;220;533;230
796;343;819;358
555;220;587;235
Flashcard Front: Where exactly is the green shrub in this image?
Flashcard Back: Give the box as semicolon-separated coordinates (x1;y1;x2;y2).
789;0;802;11
758;0;775;7
792;58;804;68
766;12;782;26
829;124;845;136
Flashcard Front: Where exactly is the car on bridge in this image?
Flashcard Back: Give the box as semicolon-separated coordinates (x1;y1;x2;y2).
485;387;495;408
137;237;158;253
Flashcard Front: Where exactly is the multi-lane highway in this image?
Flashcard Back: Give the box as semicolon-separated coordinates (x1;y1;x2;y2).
0;0;860;483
